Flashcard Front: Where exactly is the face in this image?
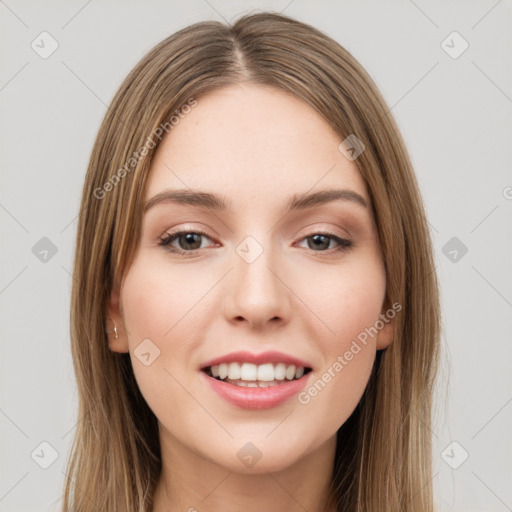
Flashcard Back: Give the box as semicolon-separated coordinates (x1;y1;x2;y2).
107;83;393;474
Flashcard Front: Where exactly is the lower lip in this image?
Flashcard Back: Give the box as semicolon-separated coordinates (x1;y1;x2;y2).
200;371;310;410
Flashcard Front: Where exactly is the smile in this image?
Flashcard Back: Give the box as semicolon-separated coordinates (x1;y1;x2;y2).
203;362;312;387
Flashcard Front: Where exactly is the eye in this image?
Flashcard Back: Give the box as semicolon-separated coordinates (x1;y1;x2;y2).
158;230;353;257
158;230;214;255
297;232;353;253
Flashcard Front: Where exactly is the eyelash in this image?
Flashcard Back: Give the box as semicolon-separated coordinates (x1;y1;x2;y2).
158;229;353;257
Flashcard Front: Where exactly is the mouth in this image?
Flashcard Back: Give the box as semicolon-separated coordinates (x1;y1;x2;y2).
199;351;314;409
201;362;313;388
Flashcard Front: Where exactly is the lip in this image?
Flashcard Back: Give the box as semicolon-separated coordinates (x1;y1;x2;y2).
199;350;313;370
199;370;311;410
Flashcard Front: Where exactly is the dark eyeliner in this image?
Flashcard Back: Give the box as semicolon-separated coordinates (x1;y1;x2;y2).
158;230;353;256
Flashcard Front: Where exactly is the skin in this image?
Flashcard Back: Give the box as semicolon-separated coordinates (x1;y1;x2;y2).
107;83;394;512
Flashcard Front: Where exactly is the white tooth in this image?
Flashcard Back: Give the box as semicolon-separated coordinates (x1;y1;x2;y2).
285;365;296;380
247;382;258;387
257;363;275;381
211;365;220;377
219;363;229;380
267;381;278;387
295;367;304;379
258;382;269;388
274;363;286;380
240;363;258;381
235;380;248;387
228;362;241;380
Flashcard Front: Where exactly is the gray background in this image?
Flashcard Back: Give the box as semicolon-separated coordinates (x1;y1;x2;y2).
1;1;511;510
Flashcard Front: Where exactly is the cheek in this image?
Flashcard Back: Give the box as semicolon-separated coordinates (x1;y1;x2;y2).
121;256;209;347
119;259;202;404
299;255;386;347
294;259;385;425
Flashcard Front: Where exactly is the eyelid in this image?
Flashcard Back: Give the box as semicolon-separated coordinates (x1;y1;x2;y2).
299;224;352;240
159;222;350;244
159;226;353;258
159;223;216;239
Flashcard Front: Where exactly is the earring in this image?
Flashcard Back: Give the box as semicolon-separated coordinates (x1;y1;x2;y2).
105;317;118;339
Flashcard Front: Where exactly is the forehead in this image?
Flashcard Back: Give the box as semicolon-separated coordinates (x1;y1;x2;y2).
146;83;368;206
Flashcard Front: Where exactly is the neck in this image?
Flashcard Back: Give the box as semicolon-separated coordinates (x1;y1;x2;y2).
152;429;338;512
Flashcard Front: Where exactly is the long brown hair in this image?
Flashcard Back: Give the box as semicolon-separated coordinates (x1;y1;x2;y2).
62;11;440;511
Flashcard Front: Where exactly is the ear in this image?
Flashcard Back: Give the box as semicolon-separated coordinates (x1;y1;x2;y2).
105;281;129;353
375;302;395;351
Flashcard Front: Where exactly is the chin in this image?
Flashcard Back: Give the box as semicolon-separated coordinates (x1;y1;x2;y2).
203;436;314;475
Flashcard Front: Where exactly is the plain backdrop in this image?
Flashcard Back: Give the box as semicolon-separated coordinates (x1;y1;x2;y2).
1;1;511;511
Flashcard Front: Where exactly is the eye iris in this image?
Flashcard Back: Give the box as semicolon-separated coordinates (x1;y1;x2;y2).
179;233;202;250
308;234;330;251
167;232;344;253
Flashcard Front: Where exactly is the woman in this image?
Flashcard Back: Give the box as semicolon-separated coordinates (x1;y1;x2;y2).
63;11;440;512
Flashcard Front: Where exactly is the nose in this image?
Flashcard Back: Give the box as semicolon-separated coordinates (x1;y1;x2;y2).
222;236;292;330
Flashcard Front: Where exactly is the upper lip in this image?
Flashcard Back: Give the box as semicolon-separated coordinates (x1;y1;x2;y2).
200;350;313;370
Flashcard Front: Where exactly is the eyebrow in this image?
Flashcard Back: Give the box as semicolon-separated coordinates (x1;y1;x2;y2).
143;188;368;214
